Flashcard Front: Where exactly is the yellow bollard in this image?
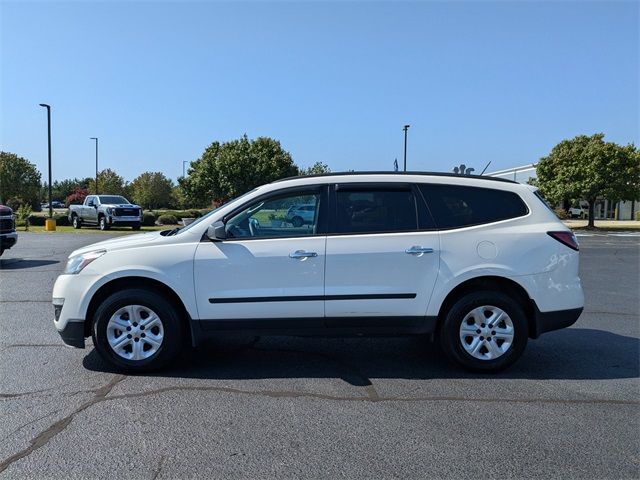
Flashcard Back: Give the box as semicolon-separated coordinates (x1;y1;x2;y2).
45;218;57;231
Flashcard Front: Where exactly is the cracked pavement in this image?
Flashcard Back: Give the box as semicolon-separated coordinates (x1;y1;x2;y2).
1;232;638;479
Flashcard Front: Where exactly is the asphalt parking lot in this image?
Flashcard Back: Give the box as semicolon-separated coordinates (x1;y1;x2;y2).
1;232;638;479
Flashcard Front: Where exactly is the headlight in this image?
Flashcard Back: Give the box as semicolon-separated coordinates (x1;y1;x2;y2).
64;250;106;274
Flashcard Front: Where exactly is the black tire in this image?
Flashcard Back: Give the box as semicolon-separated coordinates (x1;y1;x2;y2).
92;288;184;373
439;291;528;373
291;216;303;227
72;214;81;229
132;223;141;231
99;215;110;230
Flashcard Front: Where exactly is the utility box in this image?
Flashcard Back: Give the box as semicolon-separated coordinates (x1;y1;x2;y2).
45;218;57;231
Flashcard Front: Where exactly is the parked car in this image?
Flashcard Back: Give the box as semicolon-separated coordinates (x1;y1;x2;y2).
68;195;142;230
0;204;17;257
42;201;65;209
568;206;588;219
52;172;584;373
284;203;316;227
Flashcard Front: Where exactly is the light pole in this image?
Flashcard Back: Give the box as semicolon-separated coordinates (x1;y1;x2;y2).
39;103;53;218
402;124;410;172
90;138;99;194
182;160;188;177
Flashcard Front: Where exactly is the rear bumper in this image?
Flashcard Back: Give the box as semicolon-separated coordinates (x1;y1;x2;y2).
531;305;583;339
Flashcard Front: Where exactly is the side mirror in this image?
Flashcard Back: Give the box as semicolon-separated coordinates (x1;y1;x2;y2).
206;221;227;241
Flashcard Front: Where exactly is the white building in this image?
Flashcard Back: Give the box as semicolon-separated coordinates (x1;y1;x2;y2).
486;164;638;220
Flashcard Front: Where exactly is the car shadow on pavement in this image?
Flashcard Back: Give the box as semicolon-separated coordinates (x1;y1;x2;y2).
0;259;59;270
83;328;639;384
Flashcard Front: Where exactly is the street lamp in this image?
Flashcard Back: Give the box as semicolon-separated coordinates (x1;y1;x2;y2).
90;138;99;194
403;124;410;172
39;103;53;219
182;160;188;177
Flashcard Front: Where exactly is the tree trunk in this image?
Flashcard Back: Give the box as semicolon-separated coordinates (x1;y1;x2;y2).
588;199;596;229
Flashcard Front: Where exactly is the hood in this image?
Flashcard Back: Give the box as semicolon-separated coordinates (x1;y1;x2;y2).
0;205;12;216
70;230;163;257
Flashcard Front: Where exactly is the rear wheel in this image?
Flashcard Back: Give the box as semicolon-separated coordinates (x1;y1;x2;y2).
132;223;141;231
291;216;303;227
439;291;528;372
92;288;183;372
72;215;81;229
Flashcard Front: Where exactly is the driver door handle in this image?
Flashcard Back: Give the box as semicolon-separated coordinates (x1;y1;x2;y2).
289;250;318;259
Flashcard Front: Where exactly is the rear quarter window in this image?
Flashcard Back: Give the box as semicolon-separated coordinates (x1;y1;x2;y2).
418;184;528;229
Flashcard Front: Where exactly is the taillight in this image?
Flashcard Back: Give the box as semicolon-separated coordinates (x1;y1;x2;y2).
547;231;579;251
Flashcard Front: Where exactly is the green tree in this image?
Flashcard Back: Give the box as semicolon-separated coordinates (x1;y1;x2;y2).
130;171;174;209
95;168;128;197
180;135;298;207
43;177;94;202
0;151;42;209
299;162;331;176
536;134;640;228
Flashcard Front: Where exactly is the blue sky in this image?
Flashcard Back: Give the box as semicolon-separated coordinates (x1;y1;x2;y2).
1;1;638;183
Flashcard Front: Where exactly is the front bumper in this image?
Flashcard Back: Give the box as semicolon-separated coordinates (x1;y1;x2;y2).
53;273;104;348
0;231;18;250
57;320;85;348
108;215;141;226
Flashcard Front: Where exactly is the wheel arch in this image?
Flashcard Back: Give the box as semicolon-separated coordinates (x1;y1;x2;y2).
84;276;194;345
436;275;536;338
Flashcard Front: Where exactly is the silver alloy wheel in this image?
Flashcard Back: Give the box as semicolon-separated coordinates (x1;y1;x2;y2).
106;305;164;361
459;305;514;361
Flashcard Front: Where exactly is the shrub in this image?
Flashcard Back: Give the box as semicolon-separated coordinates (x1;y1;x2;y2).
189;209;202;218
27;215;46;226
142;212;157;226
636;211;640;221
15;204;32;223
53;214;70;226
156;214;179;225
554;207;569;220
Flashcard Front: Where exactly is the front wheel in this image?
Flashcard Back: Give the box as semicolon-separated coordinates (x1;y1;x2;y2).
439;291;528;372
291;216;303;227
92;288;184;372
99;216;110;230
132;223;141;231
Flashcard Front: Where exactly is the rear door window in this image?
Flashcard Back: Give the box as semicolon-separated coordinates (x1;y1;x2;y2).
333;186;419;234
418;184;528;229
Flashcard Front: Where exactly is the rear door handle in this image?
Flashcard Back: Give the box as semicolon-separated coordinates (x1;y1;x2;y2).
289;250;318;259
405;246;434;255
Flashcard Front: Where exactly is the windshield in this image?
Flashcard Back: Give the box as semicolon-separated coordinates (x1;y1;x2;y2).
98;195;129;204
171;188;259;235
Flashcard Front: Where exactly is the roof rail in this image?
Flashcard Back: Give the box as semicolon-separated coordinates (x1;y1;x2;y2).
274;171;518;184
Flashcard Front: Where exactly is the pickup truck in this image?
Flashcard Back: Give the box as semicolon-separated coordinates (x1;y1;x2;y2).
0;204;17;256
68;195;142;230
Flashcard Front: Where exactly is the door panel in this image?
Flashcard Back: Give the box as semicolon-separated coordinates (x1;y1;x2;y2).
324;184;440;318
194;237;326;321
324;232;439;317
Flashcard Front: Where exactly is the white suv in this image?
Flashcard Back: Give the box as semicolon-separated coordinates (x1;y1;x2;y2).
52;173;584;373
